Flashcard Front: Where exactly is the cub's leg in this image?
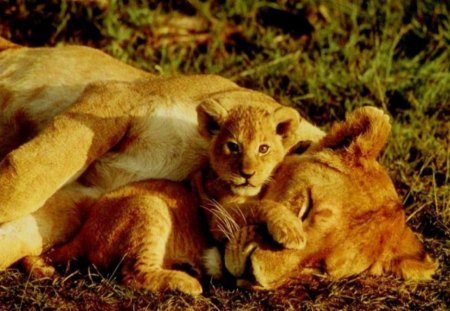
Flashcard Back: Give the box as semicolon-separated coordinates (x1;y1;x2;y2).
47;193;202;296
120;195;203;296
0;182;99;270
123;262;203;296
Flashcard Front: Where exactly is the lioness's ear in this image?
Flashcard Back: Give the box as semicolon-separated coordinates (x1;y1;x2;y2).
197;99;228;139
273;106;300;149
320;106;391;160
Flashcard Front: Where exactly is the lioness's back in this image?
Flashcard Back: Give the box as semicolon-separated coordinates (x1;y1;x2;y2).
0;45;151;157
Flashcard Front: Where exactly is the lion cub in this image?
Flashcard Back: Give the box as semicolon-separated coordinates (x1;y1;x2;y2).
223;107;438;288
30;100;316;295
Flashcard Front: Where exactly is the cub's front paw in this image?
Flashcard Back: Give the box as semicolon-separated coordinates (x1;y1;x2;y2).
267;215;306;250
163;272;203;296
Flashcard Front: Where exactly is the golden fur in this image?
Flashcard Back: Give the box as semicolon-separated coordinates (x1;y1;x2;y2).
194;101;308;250
222;107;437;288
26;99;309;295
45;180;209;295
0;38;323;270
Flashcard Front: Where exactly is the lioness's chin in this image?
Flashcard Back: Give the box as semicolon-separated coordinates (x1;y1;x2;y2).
230;185;262;197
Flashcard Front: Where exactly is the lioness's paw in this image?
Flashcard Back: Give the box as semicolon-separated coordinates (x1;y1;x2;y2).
267;216;306;250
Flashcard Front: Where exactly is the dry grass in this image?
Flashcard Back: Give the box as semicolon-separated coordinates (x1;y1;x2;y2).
0;0;449;310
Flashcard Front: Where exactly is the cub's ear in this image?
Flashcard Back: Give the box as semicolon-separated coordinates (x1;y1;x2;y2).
320;106;391;160
273;106;300;149
197;99;228;139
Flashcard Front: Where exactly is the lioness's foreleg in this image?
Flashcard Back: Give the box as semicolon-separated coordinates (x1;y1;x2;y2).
0;82;133;222
0;182;100;270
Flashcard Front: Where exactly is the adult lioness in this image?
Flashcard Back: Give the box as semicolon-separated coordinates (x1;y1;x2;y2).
34;102;307;295
0;39;324;269
222;107;437;288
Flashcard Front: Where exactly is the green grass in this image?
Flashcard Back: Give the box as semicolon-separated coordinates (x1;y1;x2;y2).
0;0;449;310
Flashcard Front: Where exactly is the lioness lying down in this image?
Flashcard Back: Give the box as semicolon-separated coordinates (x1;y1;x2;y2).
0;38;323;269
34;107;436;296
221;107;437;289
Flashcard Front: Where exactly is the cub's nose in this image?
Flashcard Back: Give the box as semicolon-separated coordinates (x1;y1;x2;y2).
240;170;255;179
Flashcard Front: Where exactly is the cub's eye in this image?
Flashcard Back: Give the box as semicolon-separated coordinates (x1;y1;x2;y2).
259;144;270;154
227;142;240;154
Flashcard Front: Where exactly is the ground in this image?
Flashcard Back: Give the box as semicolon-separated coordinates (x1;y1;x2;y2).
0;1;448;310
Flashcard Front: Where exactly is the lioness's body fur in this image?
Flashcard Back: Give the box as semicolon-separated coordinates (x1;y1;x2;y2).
223;107;437;288
0;39;323;270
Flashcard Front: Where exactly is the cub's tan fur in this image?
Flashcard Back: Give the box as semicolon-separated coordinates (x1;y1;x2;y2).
223;107;437;288
46;180;208;295
0;39;323;270
194;101;307;250
32;102;307;295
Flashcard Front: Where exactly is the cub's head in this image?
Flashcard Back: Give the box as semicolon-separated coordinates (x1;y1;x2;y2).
197;91;300;197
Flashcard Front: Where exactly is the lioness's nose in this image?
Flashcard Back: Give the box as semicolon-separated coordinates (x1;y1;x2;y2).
240;170;255;179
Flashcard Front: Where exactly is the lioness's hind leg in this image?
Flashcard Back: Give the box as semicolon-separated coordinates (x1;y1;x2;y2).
390;227;438;280
370;227;438;280
392;254;437;280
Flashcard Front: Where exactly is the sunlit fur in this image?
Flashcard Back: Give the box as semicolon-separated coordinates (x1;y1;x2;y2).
0;38;324;272
195;101;317;256
224;107;438;288
23;92;324;295
44;180;208;295
211;106;286;196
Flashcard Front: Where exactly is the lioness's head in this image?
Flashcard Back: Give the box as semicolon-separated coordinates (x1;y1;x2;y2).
197;90;300;197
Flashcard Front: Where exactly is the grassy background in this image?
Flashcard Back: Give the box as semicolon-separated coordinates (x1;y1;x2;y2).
0;0;449;310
